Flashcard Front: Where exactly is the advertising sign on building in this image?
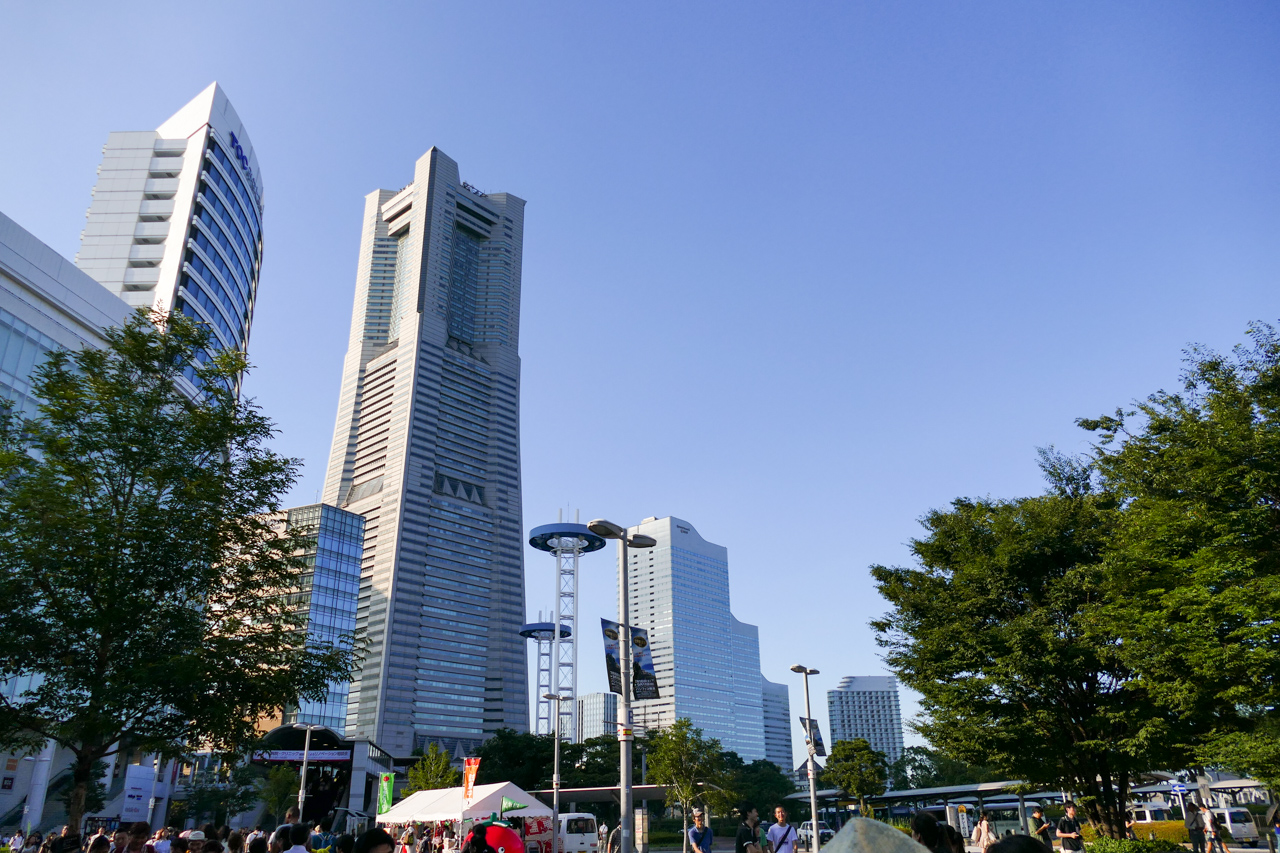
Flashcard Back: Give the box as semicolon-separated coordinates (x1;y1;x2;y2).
377;773;395;815
601;619;660;699
462;758;481;803
121;764;154;823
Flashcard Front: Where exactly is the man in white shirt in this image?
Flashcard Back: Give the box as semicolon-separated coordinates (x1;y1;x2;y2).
767;807;798;853
284;825;310;853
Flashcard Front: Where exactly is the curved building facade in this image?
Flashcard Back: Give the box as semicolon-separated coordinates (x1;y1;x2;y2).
76;82;263;388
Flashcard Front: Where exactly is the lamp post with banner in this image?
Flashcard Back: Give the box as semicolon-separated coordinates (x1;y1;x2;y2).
791;665;821;853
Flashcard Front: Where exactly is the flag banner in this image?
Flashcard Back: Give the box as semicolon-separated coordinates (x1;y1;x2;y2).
601;619;661;699
463;757;481;802
630;626;660;699
500;796;527;814
377;772;395;814
800;717;827;756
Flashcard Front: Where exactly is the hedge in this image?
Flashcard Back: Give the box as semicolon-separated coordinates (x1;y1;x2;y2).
1081;822;1190;845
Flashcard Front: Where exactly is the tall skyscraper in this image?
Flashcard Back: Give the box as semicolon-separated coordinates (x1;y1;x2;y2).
576;692;618;742
272;503;365;734
75;82;263;386
323;149;527;755
827;675;904;764
627;516;767;760
761;676;792;771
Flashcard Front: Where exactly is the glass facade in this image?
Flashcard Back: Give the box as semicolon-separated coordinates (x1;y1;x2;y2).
0;306;59;418
281;503;364;734
827;676;904;764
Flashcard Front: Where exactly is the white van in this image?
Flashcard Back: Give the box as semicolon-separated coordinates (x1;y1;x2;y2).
1212;808;1259;848
558;813;600;853
1129;800;1173;823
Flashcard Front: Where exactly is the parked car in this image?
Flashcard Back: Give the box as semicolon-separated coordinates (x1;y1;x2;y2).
797;821;834;848
1211;808;1259;848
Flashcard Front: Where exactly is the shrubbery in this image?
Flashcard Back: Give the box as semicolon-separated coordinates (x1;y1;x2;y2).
1081;822;1189;845
1086;838;1182;853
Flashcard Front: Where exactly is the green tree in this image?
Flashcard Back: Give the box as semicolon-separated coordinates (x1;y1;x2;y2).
184;761;259;826
887;746;997;791
405;742;461;794
823;739;887;817
871;471;1189;839
1079;324;1280;790
647;719;726;853
473;729;556;790
258;765;301;826
724;757;795;816
0;311;356;832
57;760;107;818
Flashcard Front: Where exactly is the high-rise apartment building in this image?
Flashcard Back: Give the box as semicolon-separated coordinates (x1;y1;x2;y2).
827;675;904;764
627;517;767;760
323;149;527;755
576;692;618;742
761;676;792;771
273;503;365;734
75;82;263;387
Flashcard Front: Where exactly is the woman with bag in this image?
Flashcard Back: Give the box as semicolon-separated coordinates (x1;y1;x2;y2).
972;813;997;851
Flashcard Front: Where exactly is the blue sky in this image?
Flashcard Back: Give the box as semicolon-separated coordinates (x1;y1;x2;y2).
3;2;1279;766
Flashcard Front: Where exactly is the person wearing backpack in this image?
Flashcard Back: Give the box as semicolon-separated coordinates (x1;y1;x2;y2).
1056;803;1084;853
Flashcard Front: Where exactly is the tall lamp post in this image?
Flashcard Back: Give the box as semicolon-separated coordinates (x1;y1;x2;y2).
790;665;820;853
587;519;658;853
544;693;569;852
293;723;324;819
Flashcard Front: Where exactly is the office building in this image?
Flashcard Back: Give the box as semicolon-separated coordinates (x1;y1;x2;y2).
323;149;527;755
576;692;618;742
1;212;130;416
274;503;365;734
761;676;792;771
827;675;904;764
627;517;767;760
75;82;263;387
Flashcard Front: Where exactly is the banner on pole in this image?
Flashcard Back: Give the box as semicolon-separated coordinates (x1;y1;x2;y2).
601;619;661;699
800;717;827;756
463;757;481;803
376;772;395;815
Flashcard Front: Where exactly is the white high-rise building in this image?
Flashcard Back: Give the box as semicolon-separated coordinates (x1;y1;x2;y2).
627;516;767;760
827;675;904;764
761;676;792;771
76;82;263;384
576;692;618;742
323;148;527;755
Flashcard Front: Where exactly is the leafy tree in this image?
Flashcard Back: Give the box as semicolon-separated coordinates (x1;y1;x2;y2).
823;739;887;816
647;719;726;853
474;729;556;790
259;765;301;826
1079;324;1280;790
58;760;107;817
888;746;997;791
405;742;461;794
0;311;356;832
724;756;795;816
871;470;1189;839
184;761;259;826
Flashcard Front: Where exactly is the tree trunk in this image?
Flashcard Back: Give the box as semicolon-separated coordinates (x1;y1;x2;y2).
67;752;97;836
682;811;689;853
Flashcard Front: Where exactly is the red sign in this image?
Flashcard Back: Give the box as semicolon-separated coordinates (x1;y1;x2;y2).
462;757;481;801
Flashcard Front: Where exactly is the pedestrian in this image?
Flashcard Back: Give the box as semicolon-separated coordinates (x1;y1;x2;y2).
22;834;42;853
112;831;131;853
1056;802;1084;853
283;826;310;853
907;812;947;853
52;825;83;853
154;829;171;853
459;825;492;853
244;831;264;851
767;807;797;853
89;837;111;853
439;827;454;853
226;832;244;853
353;831;395;853
1185;801;1207;853
972;812;997;851
1029;807;1052;852
170;838;188;853
988;838;1046;853
9;831;25;852
688;808;713;853
941;825;965;853
247;839;266;853
270;811;301;851
1202;804;1227;853
735;802;763;853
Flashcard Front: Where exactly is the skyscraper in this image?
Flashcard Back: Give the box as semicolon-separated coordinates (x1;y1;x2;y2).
827;675;904;764
75;82;263;386
627;516;767;760
576;692;618;742
761;676;792;771
323;149;527;755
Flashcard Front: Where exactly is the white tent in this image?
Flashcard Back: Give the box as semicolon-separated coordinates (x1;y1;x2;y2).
376;782;553;823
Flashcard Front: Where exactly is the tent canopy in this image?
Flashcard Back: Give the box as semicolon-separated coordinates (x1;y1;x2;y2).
377;782;553;823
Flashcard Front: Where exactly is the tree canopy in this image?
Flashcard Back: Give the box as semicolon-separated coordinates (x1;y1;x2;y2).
822;739;887;816
473;729;556;791
405;742;461;794
888;746;998;791
0;311;355;830
646;719;727;852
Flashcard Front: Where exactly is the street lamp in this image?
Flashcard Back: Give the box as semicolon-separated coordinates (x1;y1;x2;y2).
790;665;821;853
293;723;325;818
544;693;570;853
587;519;657;853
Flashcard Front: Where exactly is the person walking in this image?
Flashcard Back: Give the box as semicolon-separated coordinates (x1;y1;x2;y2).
1202;804;1228;853
767;808;798;853
735;803;763;853
1056;803;1084;853
972;812;997;851
1029;807;1053;852
688;808;713;853
1185;801;1207;853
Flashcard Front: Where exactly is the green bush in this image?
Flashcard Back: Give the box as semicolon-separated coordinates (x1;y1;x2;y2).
1081;822;1189;845
1086;839;1182;853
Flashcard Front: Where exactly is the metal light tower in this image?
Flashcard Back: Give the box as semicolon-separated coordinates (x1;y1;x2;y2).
520;618;570;735
529;516;606;741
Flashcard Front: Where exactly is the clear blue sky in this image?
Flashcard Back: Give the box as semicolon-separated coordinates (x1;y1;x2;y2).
3;2;1279;767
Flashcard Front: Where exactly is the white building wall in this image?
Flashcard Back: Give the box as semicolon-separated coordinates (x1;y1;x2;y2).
827;675;904;764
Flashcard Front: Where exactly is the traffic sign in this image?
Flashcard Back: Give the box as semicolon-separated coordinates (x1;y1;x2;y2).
1171;783;1187;794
